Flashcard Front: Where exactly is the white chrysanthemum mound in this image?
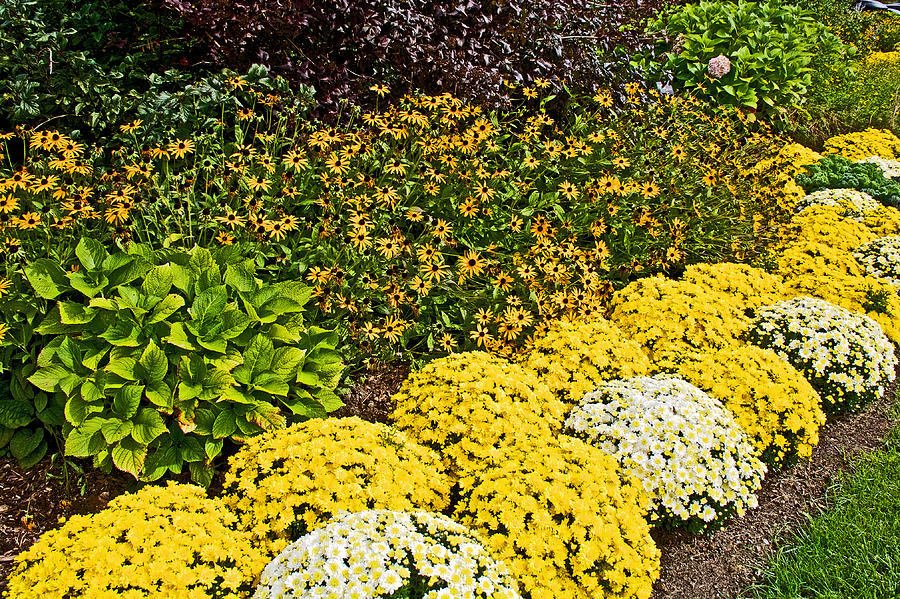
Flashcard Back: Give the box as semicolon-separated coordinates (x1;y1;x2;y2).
854;236;900;287
860;155;900;179
254;510;521;599
795;188;882;217
749;297;897;415
565;375;766;531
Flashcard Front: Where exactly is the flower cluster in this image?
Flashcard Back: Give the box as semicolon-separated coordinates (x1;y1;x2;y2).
823;128;900;161
854;235;900;287
750;297;897;414
707;54;732;78
777;143;822;174
861;156;900;179
390;352;564;487
675;347;825;468
521;316;650;408
681;262;787;313
223;417;451;557
608;276;749;367
795;189;882;218
6;483;267;599
454;436;659;599
254;510;521;599
782;205;876;251
565;375;766;530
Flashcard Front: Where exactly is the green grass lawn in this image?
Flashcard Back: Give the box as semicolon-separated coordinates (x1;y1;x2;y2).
748;428;900;599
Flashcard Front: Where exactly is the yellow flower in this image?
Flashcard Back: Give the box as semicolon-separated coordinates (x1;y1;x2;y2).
167;138;195;160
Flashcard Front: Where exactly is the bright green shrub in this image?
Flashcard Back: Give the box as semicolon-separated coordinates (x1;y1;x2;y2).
681;262;787;313
796;154;900;208
454;436;660;599
390;352;564;487
608;276;750;368
649;0;846;115
23;240;343;483
675;346;825;468
6;482;267;598
521;316;650;408
567;375;767;531
750;297;897;414
223;417;452;557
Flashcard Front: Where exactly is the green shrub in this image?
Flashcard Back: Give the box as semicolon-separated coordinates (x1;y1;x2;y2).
649;0;847;117
21;240;344;483
796;154;900;209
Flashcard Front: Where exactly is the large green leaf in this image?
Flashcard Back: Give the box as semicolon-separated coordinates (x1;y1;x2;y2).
131;408;167;445
142;265;174;299
212;409;237;439
224;259;257;293
65;418;104;457
148;294;185;324
253;373;289;397
189;285;227;329
113;385;143;419
145;381;173;409
98;320;141;347
271;347;306;381
0;399;34;428
112;438;147;478
10;428;47;467
243;334;274;379
106;355;138;381
101;418;134;444
59;301;96;325
24;259;69;300
138;340;168;384
67;271;108;298
28;364;71;393
75;237;109;272
167;321;197;350
219;310;250;340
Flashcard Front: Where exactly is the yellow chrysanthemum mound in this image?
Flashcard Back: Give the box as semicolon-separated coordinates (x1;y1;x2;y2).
522;316;651;408
863;205;900;237
6;482;267;599
781;206;876;251
675;347;826;468
453;435;660;599
681;262;787;313
223;417;451;557
608;276;750;368
822;128;900;161
391;351;565;487
776;240;900;343
777;142;822;173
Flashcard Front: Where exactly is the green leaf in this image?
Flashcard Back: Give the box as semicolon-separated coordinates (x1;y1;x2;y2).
131;408;167;445
142;265;174;298
59;301;96;324
80;380;104;403
212;410;237;439
10;428;46;467
317;390;345;412
112;437;147;478
196;335;227;354
101;419;134;443
224;259;258;293
170;264;194;292
35;305;73;335
189;247;217;275
65;395;92;426
253;373;289;396
113;385;143;419
219;310;250;340
106;355;138;381
189;462;215;487
67;271;108;298
28;365;71;393
98;320;141;347
178;436;205;463
65;418;104;457
167;321;197;350
272;347;306;380
25;259;69;299
295;371;321;387
0;399;34;428
145;381;173;409
205;438;224;460
243;334;274;379
138;340;168;384
75;237;109;271
148;294;185;323
189;285;227;330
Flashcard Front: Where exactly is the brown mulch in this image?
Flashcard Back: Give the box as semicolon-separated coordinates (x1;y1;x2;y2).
650;385;898;599
333;361;411;423
0;457;135;593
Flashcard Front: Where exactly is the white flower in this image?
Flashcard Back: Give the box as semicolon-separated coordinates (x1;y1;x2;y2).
254;510;520;598
859;156;900;179
565;375;766;528
796;188;881;218
854;236;900;287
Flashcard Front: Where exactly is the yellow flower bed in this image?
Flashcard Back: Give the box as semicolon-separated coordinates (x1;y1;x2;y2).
823;128;900;160
391;351;564;486
454;436;660;599
521;316;650;408
223;417;451;557
608;276;750;368
675;347;825;468
6;483;267;599
681;262;787;312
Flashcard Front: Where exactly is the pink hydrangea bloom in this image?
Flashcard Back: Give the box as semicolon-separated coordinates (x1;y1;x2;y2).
708;54;732;79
